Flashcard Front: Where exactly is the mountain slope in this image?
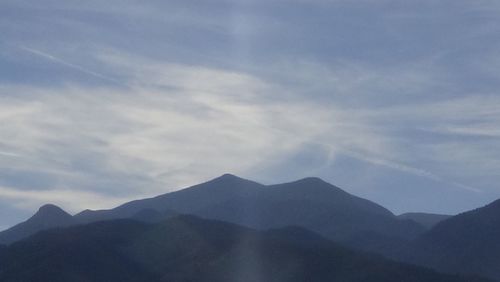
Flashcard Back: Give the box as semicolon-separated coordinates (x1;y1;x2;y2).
0;244;5;259
406;199;500;280
0;204;75;245
0;216;488;282
74;174;263;224
398;213;451;229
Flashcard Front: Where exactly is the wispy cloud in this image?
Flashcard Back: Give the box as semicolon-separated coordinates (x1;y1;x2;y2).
430;125;500;138
0;52;490;207
0;151;21;158
339;149;482;193
19;46;123;85
1;0;500;222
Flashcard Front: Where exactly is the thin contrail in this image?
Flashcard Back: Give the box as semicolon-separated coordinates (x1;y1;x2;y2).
331;148;482;193
20;46;122;85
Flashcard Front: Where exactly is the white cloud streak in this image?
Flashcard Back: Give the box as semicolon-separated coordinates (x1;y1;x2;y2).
339;149;482;193
0;151;21;158
19;46;123;85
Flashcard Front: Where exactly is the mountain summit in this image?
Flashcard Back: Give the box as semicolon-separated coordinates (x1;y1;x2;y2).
35;204;71;219
0;204;74;245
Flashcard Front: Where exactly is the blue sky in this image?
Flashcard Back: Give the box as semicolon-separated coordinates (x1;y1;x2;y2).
1;0;500;229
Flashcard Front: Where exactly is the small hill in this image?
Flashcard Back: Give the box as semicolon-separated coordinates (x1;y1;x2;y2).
0;204;75;245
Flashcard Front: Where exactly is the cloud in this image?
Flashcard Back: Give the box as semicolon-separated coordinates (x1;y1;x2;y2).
0;58;335;210
338;149;482;193
19;46;122;85
1;52;491;206
2;0;500;222
431;125;500;138
0;151;21;158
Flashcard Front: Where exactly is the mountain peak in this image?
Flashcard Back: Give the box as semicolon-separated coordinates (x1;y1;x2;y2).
31;204;73;222
0;204;74;245
216;173;242;180
209;173;256;185
36;204;68;216
288;177;345;192
199;173;264;191
294;177;327;185
268;177;352;198
39;203;63;211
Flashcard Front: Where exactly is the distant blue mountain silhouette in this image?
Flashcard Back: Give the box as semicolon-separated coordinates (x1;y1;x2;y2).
1;174;499;280
0;215;489;282
73;174;424;241
0;174;424;244
398;212;451;229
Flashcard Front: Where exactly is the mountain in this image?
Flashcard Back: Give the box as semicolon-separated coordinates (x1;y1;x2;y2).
0;244;5;258
194;177;424;241
0;204;75;245
405;199;500;280
0;174;265;244
130;208;175;223
0;215;489;282
398;213;451;229
0;174;425;246
75;174;424;242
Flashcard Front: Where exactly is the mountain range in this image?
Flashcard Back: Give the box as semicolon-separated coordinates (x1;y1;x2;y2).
1;174;499;281
1;174;426;244
74;174;425;241
0;215;489;282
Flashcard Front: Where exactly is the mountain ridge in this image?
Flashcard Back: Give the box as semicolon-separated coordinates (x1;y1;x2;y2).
75;174;424;241
0;174;425;245
2;174;500;280
0;215;490;282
